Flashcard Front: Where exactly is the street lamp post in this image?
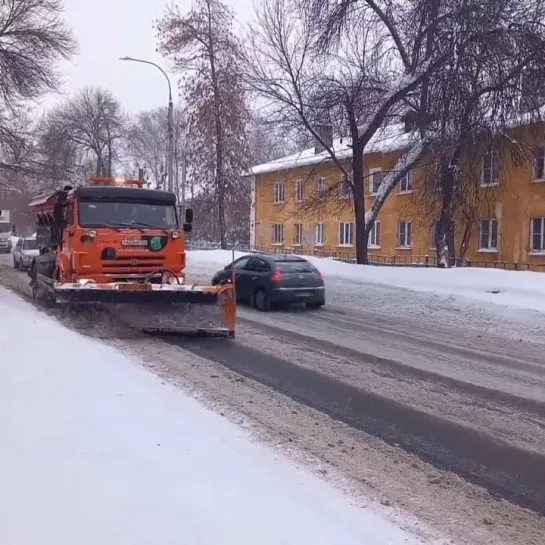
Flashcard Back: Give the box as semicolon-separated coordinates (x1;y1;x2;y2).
119;56;174;195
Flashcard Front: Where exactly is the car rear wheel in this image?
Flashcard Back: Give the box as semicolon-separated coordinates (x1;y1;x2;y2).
306;300;324;309
254;289;270;312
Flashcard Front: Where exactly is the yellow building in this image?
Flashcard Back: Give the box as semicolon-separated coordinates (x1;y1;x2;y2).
247;122;545;268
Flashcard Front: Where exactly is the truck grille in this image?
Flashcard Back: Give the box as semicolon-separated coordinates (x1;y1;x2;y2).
102;255;165;271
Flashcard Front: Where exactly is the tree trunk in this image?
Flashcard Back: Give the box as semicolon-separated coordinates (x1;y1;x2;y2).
352;151;367;264
207;9;226;249
107;138;113;177
436;157;459;267
458;218;472;262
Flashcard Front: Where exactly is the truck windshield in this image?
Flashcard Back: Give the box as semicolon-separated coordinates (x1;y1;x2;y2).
0;224;10;233
78;201;177;229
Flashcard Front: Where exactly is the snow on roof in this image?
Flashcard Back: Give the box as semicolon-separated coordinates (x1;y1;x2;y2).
249;123;414;176
248;107;545;177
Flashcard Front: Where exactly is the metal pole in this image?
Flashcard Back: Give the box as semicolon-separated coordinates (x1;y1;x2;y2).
167;94;174;194
119;56;175;194
180;108;187;211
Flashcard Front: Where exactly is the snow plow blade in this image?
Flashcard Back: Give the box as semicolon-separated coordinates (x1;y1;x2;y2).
53;282;236;337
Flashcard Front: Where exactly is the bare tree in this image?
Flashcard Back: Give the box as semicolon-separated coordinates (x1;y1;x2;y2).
243;0;453;263
126;106;186;193
301;0;545;266
0;0;76;187
41;87;127;181
248;112;299;165
156;0;251;248
413;0;545;265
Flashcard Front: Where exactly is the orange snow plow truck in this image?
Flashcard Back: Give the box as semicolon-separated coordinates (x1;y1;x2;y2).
28;177;236;337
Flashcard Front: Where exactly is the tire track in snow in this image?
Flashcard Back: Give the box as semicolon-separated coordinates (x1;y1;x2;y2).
161;334;545;516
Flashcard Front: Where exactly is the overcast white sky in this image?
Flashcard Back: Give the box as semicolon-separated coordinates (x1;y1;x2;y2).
40;0;253;113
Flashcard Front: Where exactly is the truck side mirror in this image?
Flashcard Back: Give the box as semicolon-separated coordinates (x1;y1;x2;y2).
185;208;193;223
183;223;193;233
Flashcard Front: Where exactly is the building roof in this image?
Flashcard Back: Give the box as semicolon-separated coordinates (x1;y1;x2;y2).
249;123;414;176
248;107;545;177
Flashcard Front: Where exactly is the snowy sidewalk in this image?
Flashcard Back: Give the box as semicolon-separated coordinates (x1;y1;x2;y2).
188;249;545;314
0;288;422;545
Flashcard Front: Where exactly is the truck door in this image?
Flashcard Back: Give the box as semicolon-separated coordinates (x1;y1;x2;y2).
62;203;75;254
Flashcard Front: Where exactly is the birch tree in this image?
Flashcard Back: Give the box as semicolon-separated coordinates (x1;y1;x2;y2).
156;0;250;248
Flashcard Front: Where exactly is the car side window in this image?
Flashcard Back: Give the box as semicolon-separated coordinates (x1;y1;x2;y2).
231;256;251;270
247;257;269;272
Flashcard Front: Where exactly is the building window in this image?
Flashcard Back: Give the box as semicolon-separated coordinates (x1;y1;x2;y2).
369;221;380;248
293;223;303;245
398;220;412;248
316;177;327;199
295;179;304;202
534;147;545;180
272;223;284;244
315;223;325;246
339;174;352;199
530;217;545;251
338;222;354;246
273;181;284;203
479;218;498;250
370;168;383;195
481;152;499;187
399;171;413;192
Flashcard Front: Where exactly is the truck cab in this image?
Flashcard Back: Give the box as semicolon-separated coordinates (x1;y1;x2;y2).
32;177;193;285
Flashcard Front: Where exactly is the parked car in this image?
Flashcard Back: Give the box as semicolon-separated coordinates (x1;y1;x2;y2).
212;253;325;311
13;237;39;271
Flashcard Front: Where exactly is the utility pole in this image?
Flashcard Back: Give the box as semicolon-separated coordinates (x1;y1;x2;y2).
119;56;174;193
167;90;174;194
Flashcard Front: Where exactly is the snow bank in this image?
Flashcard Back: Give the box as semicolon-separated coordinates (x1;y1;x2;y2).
0;288;420;545
187;249;545;313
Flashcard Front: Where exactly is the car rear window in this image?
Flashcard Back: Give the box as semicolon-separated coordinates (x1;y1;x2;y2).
23;239;38;250
276;260;315;273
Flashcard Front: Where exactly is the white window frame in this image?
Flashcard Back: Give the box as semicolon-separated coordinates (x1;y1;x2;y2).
293;223;303;246
316;177;327;199
339;174;352;199
369;168;383;196
272;223;284;245
368;221;380;248
399;170;413;193
481;152;499;187
397;220;412;248
338;222;354;247
295;179;304;202
534;147;545;181
530;217;545;252
479;218;498;251
273;181;285;204
315;223;325;246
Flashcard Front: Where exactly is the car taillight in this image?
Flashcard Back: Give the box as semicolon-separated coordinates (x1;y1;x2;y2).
271;270;282;282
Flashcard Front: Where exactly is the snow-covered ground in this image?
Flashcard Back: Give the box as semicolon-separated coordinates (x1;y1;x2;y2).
0;287;425;545
188;249;545;314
